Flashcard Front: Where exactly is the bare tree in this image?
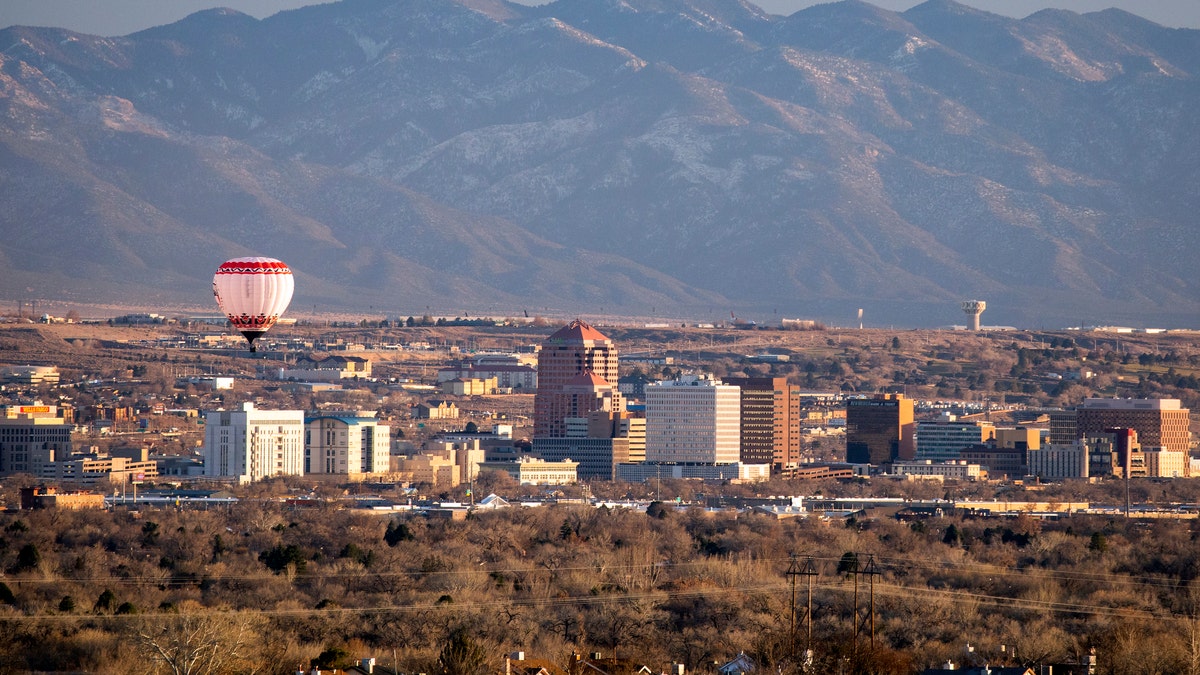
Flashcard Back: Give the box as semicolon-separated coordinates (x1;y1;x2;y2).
136;610;260;675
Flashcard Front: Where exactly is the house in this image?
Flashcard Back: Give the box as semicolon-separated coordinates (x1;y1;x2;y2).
507;652;568;675
569;652;654;675
476;493;511;510
279;355;372;382
717;653;755;675
412;400;459;420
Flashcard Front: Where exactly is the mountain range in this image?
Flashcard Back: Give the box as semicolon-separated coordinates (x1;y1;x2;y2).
1;0;1198;328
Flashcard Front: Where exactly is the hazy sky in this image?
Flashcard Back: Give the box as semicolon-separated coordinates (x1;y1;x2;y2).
1;0;1198;36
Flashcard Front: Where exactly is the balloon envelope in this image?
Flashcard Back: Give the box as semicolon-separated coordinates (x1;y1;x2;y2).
212;257;294;351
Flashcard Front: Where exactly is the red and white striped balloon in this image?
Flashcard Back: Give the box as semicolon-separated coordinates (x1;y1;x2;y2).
212;257;294;352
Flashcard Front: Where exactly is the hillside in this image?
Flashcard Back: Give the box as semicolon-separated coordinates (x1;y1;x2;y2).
1;0;1198;327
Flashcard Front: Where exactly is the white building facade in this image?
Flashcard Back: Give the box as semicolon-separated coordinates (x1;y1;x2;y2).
479;457;578;485
203;403;305;482
305;412;391;476
1026;443;1089;480
645;374;741;464
1144;448;1188;478
891;460;984;481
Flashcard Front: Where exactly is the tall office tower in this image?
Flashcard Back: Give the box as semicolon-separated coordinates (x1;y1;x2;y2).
204;402;305;482
845;393;915;465
645;374;741;464
723;376;797;471
1075;398;1192;454
0;404;73;476
305;411;391;476
534;319;621;437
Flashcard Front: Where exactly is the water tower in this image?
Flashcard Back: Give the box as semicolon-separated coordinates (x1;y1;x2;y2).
960;300;986;331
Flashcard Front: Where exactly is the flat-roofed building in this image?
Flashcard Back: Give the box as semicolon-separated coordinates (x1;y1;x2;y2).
438;363;537;390
1145;448;1188;478
723;376;799;471
892;460;984;481
845;394;914;465
995;426;1041;451
1048;409;1078;446
534;410;645;480
442;377;497;396
959;445;1025;480
394;440;485;487
915;418;994;463
305;411;391;477
396;453;459;486
19;486;105;510
1027;443;1089;480
2;366;59;385
203;403;304;482
0;404;73;476
1084;428;1145;479
479;457;577;485
39;455;159;485
615;461;770;482
645;374;740;464
1076;398;1191;454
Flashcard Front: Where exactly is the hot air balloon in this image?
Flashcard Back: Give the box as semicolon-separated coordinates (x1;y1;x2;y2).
212;257;294;352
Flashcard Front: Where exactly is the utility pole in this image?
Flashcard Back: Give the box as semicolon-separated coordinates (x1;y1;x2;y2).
854;555;881;650
787;556;799;651
786;555;819;665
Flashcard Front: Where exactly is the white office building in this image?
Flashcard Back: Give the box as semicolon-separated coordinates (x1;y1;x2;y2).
305;411;391;476
203;403;305;482
645;374;741;464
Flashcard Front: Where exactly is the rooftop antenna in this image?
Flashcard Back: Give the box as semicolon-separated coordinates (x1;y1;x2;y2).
960;300;986;331
857;308;863;330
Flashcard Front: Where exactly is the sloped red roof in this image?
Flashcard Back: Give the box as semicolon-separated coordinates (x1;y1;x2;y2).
545;319;610;343
565;370;611;388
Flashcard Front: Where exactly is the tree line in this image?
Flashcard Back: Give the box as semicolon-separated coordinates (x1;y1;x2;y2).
1;489;1199;674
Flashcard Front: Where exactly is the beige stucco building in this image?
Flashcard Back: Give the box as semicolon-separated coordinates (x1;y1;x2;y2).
394;440;485;487
479;457;578;485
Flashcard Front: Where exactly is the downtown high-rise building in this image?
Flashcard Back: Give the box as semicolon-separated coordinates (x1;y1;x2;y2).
0;404;73;476
645;373;741;464
1074;398;1191;453
722;376;799;472
533;319;621;438
845;393;915;465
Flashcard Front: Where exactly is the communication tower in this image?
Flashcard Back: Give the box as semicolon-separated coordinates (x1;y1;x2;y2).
960;300;986;331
